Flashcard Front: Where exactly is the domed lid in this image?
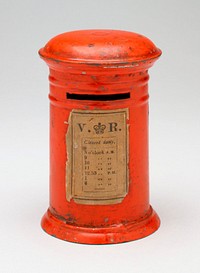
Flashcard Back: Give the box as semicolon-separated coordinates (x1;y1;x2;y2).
39;29;161;65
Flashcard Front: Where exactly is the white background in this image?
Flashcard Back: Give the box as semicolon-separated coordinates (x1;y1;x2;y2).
0;0;200;272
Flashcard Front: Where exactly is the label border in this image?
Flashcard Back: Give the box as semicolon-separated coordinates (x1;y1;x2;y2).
66;108;129;205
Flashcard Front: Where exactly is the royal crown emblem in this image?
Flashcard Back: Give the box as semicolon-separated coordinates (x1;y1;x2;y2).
93;122;106;134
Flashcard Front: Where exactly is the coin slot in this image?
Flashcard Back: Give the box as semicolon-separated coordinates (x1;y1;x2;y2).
66;92;130;101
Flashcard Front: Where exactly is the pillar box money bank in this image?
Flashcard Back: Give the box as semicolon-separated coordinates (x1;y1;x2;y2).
39;29;162;244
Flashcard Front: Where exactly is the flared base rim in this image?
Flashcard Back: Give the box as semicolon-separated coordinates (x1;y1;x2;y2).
41;207;160;244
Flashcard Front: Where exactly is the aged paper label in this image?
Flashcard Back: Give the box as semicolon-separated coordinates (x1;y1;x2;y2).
66;109;129;205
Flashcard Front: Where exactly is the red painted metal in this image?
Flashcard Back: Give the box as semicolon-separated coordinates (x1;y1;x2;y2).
39;29;162;244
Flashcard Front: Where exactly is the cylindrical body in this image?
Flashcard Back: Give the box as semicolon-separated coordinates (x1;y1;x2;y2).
39;30;161;244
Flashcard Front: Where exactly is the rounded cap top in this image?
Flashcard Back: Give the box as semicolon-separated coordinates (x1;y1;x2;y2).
39;29;161;65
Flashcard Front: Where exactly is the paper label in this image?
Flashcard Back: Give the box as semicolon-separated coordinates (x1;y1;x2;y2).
66;109;129;205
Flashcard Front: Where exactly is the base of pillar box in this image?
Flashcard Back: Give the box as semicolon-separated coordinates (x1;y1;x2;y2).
41;206;160;244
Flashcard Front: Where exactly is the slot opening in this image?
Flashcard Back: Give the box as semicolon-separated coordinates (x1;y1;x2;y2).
66;92;130;101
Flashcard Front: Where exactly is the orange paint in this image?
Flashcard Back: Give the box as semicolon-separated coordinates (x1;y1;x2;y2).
39;29;162;244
